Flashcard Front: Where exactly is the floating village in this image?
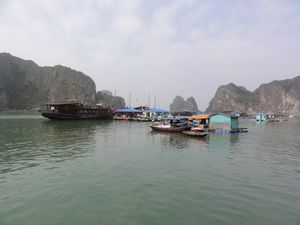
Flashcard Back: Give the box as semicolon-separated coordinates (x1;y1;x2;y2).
41;100;291;137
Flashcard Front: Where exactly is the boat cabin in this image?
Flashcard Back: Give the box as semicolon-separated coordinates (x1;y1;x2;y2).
188;115;209;130
42;101;113;120
46;101;82;114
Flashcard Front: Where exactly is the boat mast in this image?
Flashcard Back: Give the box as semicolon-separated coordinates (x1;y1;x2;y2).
148;92;151;108
129;92;131;108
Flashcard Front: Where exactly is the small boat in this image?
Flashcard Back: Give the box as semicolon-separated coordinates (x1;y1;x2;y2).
41;101;113;120
182;130;208;137
150;123;189;132
150;119;190;132
237;127;248;133
267;118;280;122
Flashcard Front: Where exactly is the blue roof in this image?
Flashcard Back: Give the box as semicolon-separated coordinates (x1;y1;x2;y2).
145;108;169;113
114;108;142;113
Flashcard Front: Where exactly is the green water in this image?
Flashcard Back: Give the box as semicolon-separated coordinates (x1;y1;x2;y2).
0;113;299;225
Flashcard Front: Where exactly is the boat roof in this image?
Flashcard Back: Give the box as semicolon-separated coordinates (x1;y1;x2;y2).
188;115;209;120
145;108;169;113
46;101;80;106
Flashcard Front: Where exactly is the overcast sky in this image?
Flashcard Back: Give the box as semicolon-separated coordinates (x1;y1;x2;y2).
0;0;300;110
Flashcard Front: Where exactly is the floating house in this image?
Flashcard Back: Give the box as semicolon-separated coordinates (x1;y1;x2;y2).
256;113;266;122
209;113;239;133
113;108;142;120
144;108;170;121
114;106;170;121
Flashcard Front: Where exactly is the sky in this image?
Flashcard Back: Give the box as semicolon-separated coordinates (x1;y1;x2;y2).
0;0;300;110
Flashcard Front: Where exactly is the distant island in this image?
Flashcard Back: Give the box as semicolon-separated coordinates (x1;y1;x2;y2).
169;96;200;113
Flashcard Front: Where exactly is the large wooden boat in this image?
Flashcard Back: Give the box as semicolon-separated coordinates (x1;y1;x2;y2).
41;101;113;120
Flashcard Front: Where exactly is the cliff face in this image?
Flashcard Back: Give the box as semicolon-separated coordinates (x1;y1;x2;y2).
95;90;125;108
254;77;300;114
0;53;96;110
170;96;199;112
205;76;300;114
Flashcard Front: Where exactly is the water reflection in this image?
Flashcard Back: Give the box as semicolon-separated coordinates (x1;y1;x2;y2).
153;132;189;150
150;130;241;151
0;118;111;174
150;131;209;150
208;133;239;147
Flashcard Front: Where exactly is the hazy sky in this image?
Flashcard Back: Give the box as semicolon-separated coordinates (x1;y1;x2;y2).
0;0;300;110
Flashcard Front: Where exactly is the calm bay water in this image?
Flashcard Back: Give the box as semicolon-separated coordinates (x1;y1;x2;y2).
0;113;299;225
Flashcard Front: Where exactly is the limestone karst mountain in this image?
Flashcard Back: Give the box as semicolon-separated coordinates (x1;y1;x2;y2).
0;53;96;110
95;90;125;108
205;76;300;115
170;96;199;113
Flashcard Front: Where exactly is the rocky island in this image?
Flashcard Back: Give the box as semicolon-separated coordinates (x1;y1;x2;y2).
205;76;300;115
0;53;126;110
0;53;96;110
170;96;199;113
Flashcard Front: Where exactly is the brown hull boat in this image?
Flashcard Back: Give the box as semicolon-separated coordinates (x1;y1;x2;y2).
41;101;112;120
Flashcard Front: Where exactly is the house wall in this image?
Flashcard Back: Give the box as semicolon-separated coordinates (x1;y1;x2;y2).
209;114;232;131
231;117;239;130
256;114;266;121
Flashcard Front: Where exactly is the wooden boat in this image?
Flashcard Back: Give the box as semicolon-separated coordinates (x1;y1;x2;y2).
237;127;248;133
41;101;113;120
150;121;190;132
267;118;280;122
182;130;208;137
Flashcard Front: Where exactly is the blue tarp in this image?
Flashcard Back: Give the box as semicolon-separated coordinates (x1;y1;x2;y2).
114;108;142;113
